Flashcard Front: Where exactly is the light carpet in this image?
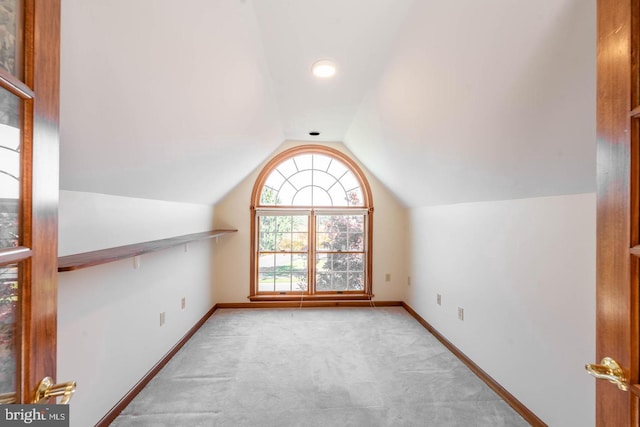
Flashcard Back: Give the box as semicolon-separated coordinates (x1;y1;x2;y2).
111;307;530;426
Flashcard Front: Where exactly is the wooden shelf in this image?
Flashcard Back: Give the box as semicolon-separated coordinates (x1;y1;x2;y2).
58;229;237;272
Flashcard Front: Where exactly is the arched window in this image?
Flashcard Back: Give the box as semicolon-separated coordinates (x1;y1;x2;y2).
250;145;373;299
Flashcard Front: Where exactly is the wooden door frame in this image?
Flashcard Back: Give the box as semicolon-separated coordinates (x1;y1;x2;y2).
20;0;60;403
596;0;640;424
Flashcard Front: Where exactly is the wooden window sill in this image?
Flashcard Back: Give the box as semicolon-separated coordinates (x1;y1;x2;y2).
58;229;237;272
248;294;373;302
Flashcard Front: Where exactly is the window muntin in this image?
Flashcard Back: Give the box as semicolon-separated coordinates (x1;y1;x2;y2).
252;146;373;297
259;153;365;207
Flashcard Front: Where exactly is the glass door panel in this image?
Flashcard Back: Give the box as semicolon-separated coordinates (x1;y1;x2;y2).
0;87;20;250
0;0;23;79
0;263;17;395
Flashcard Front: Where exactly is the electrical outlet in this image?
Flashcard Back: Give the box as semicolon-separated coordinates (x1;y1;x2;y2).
160;312;165;326
458;307;464;321
181;297;186;310
407;276;411;286
437;294;441;306
385;273;391;282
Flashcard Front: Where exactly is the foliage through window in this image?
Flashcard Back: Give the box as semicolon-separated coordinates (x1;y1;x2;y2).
251;146;373;298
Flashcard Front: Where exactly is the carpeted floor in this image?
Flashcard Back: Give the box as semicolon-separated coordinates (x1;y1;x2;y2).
111;307;530;426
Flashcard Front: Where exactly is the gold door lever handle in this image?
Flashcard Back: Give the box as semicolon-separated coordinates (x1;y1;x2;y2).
585;357;628;391
33;377;77;404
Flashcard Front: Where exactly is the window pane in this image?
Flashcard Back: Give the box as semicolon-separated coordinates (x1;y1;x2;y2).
349;232;364;251
276;232;291;251
328;184;349;206
316;232;330;250
277;182;296;205
288;170;312;192
347;188;364;206
333;253;348;272
316;253;332;291
277;158;297;177
313;154;331;171
292;217;308;233
0;264;18;394
316;253;364;291
316;215;331;233
316;254;349;291
260;186;279;205
294;154;312;171
275;216;292;231
291;254;308;291
316;215;364;251
291;233;307;251
327;158;348;178
258;254;276;292
272;254;307;292
259;232;275;251
348;272;364;291
0;88;21;250
340;172;360;193
292;186;312;206
264;172;285;193
313;170;337;190
348;254;364;273
258;216;277;251
274;279;290;291
311;187;332;206
259;215;308;253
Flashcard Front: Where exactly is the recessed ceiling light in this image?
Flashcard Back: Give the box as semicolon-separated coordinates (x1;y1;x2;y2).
311;59;337;78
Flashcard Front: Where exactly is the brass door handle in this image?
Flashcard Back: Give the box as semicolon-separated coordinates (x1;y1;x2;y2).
585;357;628;391
33;377;77;404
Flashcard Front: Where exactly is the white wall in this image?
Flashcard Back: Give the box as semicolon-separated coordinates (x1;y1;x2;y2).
345;0;596;207
213;140;409;303
406;193;595;426
57;191;223;427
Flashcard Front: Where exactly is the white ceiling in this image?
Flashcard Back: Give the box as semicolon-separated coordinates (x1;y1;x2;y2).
251;0;414;141
59;0;596;207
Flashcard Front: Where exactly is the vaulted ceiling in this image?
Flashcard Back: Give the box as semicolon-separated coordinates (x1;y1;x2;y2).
59;0;595;208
